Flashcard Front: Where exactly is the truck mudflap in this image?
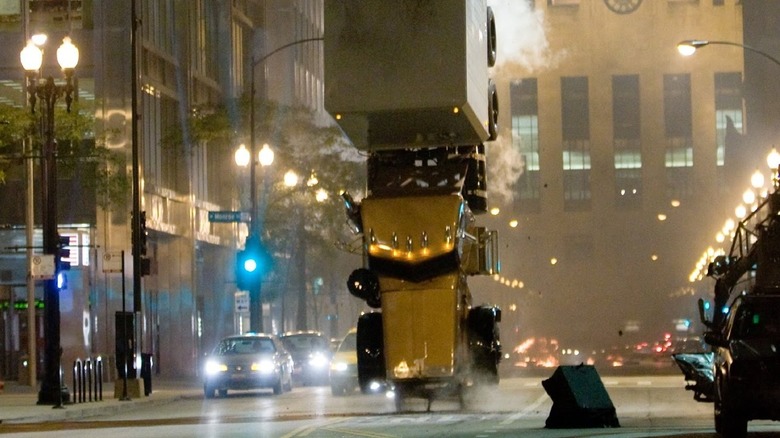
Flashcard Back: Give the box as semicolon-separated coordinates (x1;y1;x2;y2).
672;352;715;402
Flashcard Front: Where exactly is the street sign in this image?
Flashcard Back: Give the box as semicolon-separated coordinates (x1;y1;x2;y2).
208;211;249;223
102;250;124;273
30;255;55;280
235;291;249;313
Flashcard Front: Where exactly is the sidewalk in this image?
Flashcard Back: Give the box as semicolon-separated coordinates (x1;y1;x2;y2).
0;378;201;424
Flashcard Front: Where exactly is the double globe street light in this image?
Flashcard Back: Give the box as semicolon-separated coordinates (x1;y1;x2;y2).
235;142;274;333
20;35;79;406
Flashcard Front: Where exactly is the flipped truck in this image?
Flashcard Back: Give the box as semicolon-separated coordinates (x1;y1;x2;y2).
676;189;780;436
324;0;502;410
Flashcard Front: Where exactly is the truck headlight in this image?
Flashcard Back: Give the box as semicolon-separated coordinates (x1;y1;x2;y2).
331;361;348;372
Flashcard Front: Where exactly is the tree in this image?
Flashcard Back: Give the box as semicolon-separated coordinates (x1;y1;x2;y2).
176;98;366;330
0;102;129;211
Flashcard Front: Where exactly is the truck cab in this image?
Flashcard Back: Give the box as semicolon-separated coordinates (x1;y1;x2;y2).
706;294;780;437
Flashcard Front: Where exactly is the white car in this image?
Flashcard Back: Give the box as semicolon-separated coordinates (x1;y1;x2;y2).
203;334;293;398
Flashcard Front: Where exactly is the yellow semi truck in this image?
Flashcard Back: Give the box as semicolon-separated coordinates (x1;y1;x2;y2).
325;0;501;409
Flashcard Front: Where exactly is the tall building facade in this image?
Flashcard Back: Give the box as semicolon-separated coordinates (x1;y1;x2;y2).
0;0;332;381
480;0;748;352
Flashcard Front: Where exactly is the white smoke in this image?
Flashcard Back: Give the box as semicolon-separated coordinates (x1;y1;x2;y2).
487;133;524;205
484;0;555;205
488;0;558;74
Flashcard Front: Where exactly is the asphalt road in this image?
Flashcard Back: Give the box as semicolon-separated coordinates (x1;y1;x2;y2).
1;374;780;437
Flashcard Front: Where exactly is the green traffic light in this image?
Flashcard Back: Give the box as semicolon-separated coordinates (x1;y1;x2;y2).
243;258;258;273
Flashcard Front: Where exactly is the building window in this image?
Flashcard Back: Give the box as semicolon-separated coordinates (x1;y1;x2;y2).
664;74;693;199
715;72;743;168
548;0;581;6
562;76;591;211
511;79;540;212
612;75;642;208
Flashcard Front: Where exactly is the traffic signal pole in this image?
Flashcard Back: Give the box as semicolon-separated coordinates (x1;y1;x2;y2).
249;57;262;334
244;37;322;333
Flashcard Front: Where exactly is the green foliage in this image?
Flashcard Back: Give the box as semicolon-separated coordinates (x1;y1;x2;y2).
0;102;129;211
181;99;367;302
0;104;35;182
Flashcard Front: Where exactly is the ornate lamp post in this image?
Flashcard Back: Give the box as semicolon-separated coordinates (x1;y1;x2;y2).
21;36;79;406
767;147;780;187
235;142;274;332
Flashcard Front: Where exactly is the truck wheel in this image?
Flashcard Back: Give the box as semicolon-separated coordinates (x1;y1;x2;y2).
719;411;747;438
714;373;746;437
487;79;498;141
714;373;725;434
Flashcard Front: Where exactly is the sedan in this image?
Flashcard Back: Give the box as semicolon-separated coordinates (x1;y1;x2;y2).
203;333;293;398
281;331;332;386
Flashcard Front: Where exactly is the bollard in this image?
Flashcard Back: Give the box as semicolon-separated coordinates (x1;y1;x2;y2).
96;357;103;401
85;358;93;402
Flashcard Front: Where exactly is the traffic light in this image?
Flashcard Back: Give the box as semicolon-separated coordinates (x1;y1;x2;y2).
57;235;71;271
139;210;148;256
236;235;271;290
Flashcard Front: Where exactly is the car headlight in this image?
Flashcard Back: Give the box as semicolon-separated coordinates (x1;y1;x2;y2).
205;360;228;376
331;361;348;372
251;360;276;374
309;353;329;368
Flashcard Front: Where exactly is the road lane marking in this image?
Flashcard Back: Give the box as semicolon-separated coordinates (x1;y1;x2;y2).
281;418;348;437
323;426;396;437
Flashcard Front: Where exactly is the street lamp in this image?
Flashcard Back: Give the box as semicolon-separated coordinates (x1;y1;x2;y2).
235;141;273;333
677;39;780;68
21;35;79;406
241;37;322;332
767;147;780;187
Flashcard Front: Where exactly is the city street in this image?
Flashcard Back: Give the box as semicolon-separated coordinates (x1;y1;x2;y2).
2;373;780;437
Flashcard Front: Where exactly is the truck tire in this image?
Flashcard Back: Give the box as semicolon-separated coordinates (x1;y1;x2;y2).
487;79;499;141
487;7;497;67
357;312;386;392
467;306;501;384
714;373;747;438
719;412;747;438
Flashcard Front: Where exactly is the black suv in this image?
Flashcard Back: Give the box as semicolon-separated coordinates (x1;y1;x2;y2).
705;294;780;437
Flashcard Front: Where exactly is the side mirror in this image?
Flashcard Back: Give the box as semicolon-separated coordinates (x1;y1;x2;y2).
697;298;712;329
341;192;363;234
